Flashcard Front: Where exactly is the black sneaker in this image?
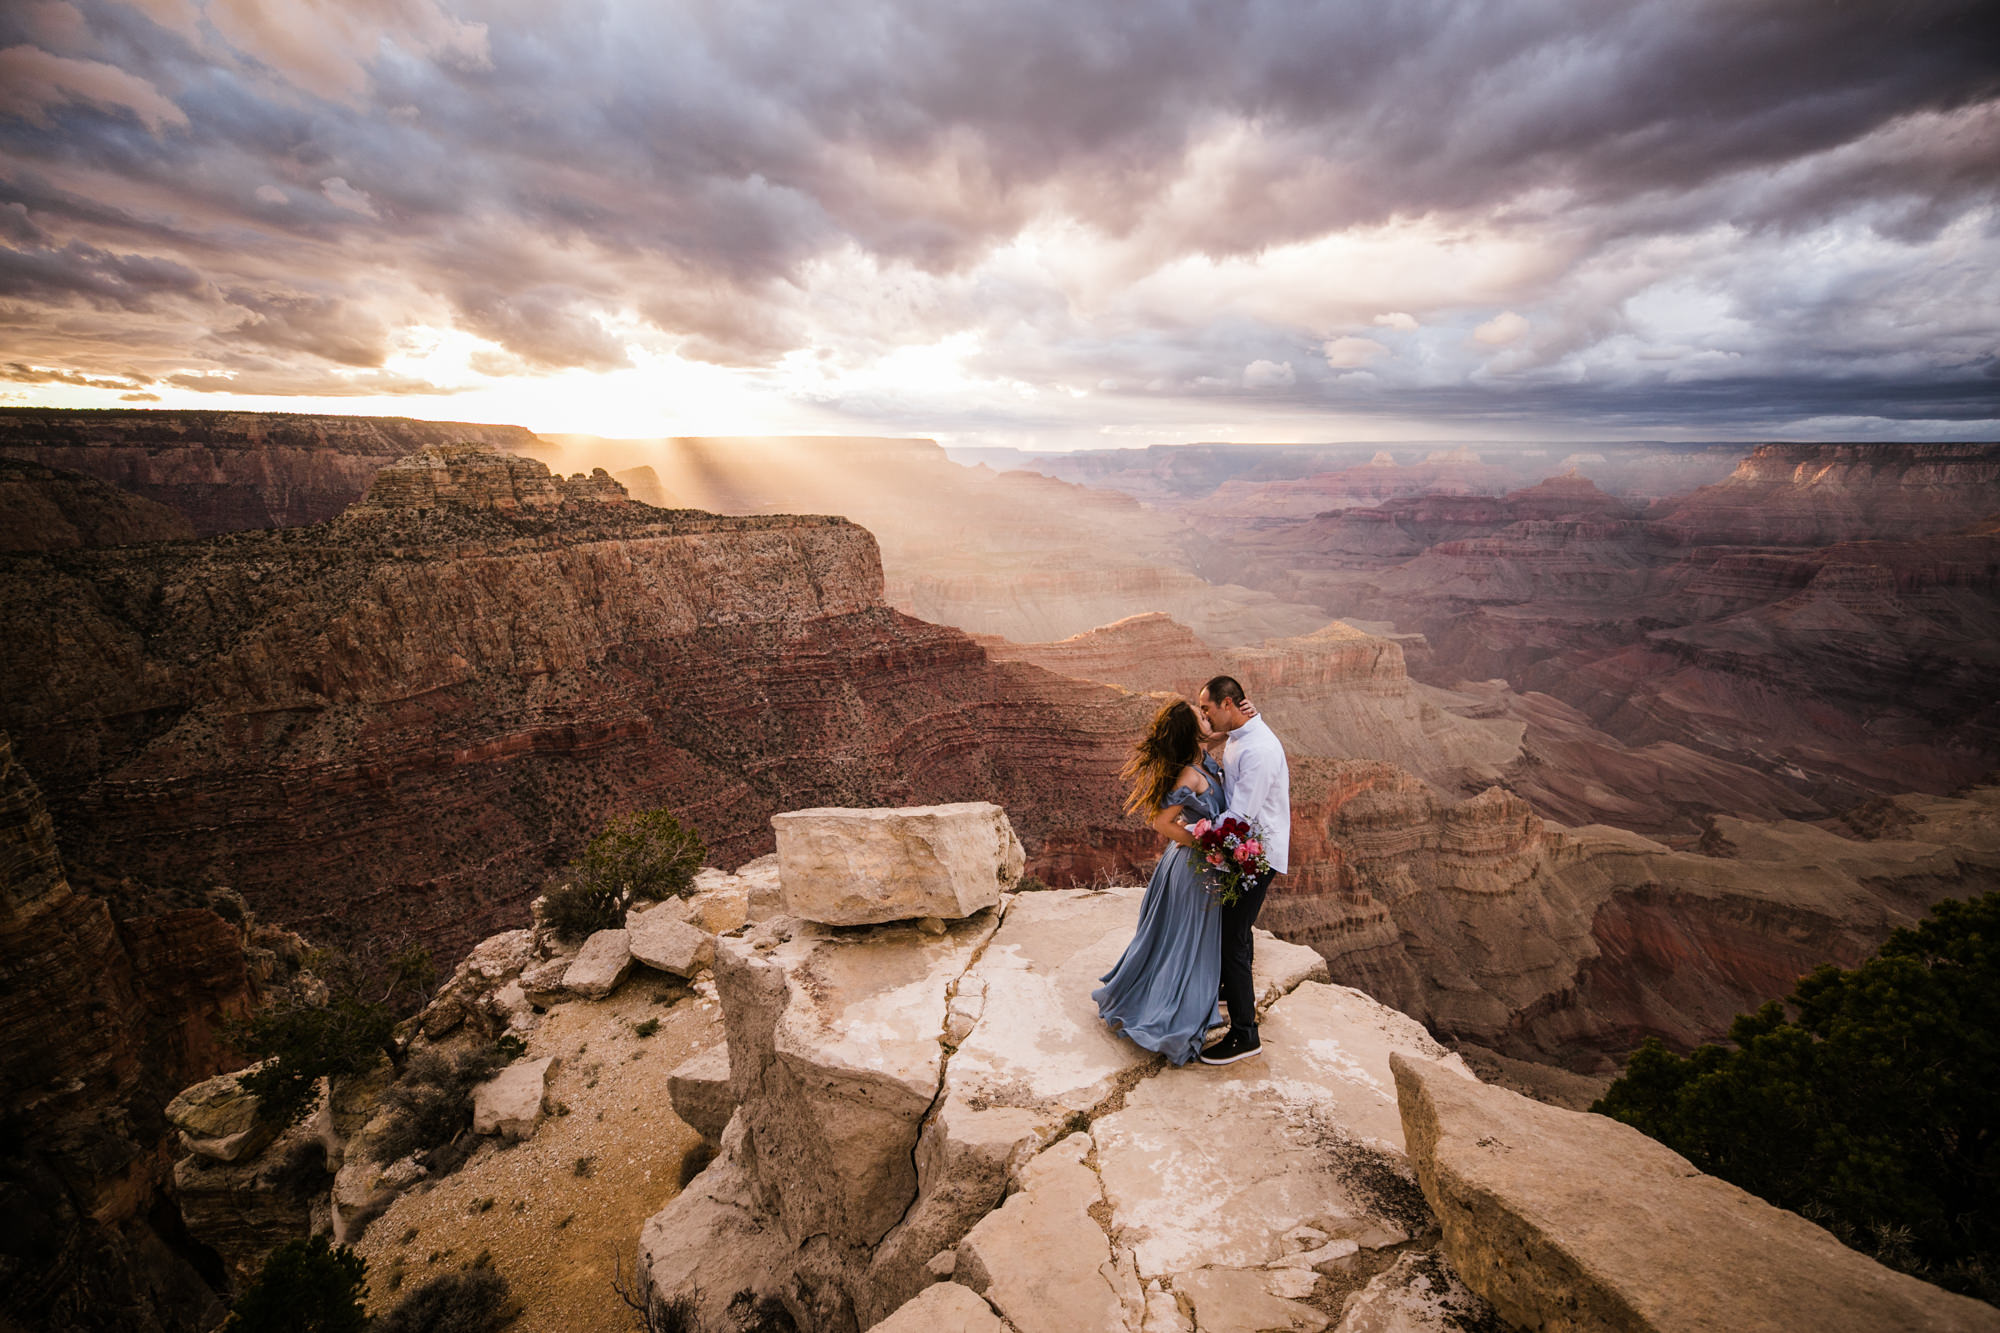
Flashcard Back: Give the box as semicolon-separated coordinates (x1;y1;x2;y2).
1198;1026;1262;1065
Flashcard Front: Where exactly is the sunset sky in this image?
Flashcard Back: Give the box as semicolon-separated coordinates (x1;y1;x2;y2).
2;0;1995;450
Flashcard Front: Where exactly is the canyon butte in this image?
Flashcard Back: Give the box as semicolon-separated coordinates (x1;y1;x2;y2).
1;411;1997;1330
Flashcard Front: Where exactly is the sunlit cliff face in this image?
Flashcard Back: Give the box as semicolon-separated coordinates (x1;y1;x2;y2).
2;0;1996;446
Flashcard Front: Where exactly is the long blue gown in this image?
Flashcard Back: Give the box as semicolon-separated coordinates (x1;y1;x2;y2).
1092;755;1225;1065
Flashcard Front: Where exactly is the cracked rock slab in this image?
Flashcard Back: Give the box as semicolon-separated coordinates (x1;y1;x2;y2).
718;910;1002;1247
867;1279;1006;1333
1392;1052;2000;1333
1177;1267;1329;1333
954;1133;1125;1333
1094;981;1471;1280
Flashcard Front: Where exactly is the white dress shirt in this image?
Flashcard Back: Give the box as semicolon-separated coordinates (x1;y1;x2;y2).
1221;714;1290;876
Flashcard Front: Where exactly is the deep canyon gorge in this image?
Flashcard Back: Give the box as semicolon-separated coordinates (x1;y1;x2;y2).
3;410;1998;1329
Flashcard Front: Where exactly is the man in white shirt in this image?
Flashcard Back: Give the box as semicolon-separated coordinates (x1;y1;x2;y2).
1196;674;1291;1065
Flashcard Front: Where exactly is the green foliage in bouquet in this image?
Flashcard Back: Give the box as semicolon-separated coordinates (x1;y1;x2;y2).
1593;892;1999;1301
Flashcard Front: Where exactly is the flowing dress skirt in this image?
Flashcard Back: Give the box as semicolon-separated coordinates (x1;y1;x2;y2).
1092;842;1223;1065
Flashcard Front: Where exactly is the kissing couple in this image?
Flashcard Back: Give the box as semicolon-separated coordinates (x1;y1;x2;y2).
1092;675;1291;1067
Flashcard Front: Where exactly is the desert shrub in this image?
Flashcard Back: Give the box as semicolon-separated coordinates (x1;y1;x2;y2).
371;1039;525;1166
540;881;623;942
1593;892;2000;1301
234;995;398;1128
224;1233;367;1333
372;1267;512;1333
545;809;705;942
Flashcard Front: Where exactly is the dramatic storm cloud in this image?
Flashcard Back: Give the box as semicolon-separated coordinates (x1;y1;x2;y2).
1;0;1995;444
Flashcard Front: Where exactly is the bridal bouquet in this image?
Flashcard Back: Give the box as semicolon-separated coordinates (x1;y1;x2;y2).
1186;816;1269;908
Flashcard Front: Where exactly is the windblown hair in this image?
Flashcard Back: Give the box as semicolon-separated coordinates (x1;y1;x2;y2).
1122;700;1203;816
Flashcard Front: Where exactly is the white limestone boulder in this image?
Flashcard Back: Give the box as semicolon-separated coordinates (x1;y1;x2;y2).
667;1044;734;1145
628;907;715;977
1391;1052;2000;1333
562;928;632;999
471;1056;558;1140
773;802;1024;925
166;1065;279;1163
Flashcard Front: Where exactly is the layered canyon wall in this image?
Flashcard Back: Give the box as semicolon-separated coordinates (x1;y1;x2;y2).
0;408;541;536
0;445;1161;968
0;733;283;1333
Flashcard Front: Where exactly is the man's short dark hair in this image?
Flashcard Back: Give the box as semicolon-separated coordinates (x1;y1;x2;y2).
1203;675;1246;706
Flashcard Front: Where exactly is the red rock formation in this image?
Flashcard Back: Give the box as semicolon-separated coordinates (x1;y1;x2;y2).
525;433;1332;647
0;408;542;536
1279;757;2000;1071
0;732;257;1331
1652;442;2000;546
0;446;1161;967
0;458;196;552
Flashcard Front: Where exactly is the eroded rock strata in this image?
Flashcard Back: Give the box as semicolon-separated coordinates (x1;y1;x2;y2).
0;458;196;552
1193;444;2000;809
0;445;1160;965
0;407;542;535
1273;765;2000;1072
0;732;285;1333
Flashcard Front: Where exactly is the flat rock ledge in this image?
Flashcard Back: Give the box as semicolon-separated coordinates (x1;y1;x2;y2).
1391;1053;2000;1333
640;882;1499;1333
773;802;1026;925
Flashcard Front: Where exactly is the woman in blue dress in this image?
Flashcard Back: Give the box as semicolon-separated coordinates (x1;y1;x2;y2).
1092;700;1225;1065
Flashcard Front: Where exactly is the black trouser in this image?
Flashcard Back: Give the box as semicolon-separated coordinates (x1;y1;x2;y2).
1219;870;1278;1030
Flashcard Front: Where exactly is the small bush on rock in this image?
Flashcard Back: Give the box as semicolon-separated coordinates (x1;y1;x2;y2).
371;1039;523;1166
546;808;705;942
372;1267;513;1333
1594;891;2000;1301
234;995;398;1128
224;1233;368;1333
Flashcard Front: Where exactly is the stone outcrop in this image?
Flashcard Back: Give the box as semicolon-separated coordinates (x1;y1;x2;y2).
562;929;633;999
0;457;196;550
520;431;1334;646
1280;762;2000;1071
0;407;542;534
1391;1054;2000;1332
1653;442;2000;546
638;849;1507;1333
773;802;1025;924
0;444;1165;965
628;906;716;977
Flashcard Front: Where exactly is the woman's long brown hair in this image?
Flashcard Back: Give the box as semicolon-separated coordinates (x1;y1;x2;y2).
1122;700;1202;816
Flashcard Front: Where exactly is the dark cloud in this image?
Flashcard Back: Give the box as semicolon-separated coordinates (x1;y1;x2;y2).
0;0;1992;432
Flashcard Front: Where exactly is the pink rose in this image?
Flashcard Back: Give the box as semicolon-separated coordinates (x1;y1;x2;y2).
1188;819;1210;837
1242;840;1261;856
